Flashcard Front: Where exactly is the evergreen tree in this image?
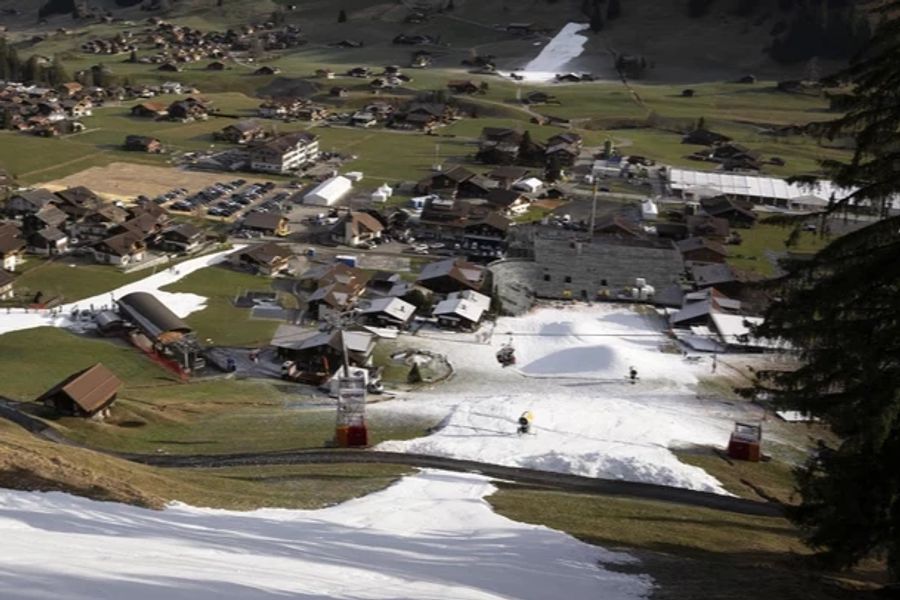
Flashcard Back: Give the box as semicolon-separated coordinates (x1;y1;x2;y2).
607;0;621;20
751;2;900;581
2;108;13;130
337;9;347;23
47;56;69;86
589;4;605;32
22;55;42;83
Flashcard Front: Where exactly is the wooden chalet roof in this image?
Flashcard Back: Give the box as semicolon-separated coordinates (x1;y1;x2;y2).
36;363;122;413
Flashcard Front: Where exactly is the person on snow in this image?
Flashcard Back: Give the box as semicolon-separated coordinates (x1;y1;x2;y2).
629;366;638;384
517;411;533;435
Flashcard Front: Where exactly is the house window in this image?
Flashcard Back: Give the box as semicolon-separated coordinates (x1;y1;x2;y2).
600;279;608;287
564;276;572;284
543;274;551;282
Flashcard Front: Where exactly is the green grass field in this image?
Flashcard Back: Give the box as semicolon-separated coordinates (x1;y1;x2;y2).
728;223;831;277
0;327;173;400
160;265;281;347
7;256;151;304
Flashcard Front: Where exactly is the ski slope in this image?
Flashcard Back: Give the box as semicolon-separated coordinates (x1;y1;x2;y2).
0;470;653;600
377;305;760;494
0;246;242;336
502;22;591;82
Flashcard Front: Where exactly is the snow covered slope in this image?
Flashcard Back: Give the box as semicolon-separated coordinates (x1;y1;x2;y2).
377;305;762;494
0;470;652;600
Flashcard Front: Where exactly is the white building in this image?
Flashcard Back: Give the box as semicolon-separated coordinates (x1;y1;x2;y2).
513;177;544;194
305;176;353;206
667;167;900;210
249;132;320;174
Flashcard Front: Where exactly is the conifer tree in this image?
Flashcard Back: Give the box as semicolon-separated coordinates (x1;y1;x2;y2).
751;1;900;581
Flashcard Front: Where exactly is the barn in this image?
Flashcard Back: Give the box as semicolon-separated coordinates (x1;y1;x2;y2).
36;363;122;420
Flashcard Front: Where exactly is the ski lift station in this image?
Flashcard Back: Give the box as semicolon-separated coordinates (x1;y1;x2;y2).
304;175;353;206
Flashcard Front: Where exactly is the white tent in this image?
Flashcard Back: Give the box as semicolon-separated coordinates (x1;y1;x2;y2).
371;183;393;204
305;176;353;206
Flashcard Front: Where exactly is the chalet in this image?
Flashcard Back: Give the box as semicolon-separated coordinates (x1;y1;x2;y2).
316;68;336;79
24;204;68;236
61;98;93;118
416;165;476;195
330;86;349;98
92;231;146;265
36;363;122;420
332;211;384;247
392;102;453;131
682;128;731;145
366;270;402;296
157;61;181;72
5;189;59;216
206;60;226;70
547;132;584;151
523;91;553;105
298;262;368;293
347;66;371;78
670;288;743;328
130;101;168;118
254;65;281;75
690;263;743;296
357;297;416;328
478;127;524;164
486;166;532;190
675;237;728;264
124;134;163;153
0;227;26;271
700;196;757;228
58;82;83;97
307;280;366;320
464;212;511;255
416;257;485;294
411;51;432;68
686;215;730;240
55;186;102;212
485;189;530;215
217;120;265;144
167;97;209;122
27;227;69;256
231;242;293;276
0;269;13;300
158;223;204;253
593;214;644;238
240;212;291;237
295;104;330;121
506;23;535;35
258;99;301;119
433;289;491;331
447;80;479;94
248;132;319;173
273;326;375;371
350;111;377;127
117;212;165;239
161;81;183;94
71;204;129;240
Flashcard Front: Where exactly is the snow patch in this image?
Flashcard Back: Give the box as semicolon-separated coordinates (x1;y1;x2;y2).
0;471;653;600
502;23;591;82
375;305;758;494
0;246;243;336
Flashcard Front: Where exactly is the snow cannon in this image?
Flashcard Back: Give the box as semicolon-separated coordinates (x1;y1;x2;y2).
496;344;516;367
517;411;533;435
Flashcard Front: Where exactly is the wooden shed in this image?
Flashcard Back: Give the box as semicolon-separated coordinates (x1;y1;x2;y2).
36;363;122;420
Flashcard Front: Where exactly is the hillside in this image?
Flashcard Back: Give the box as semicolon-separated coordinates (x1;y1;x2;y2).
0;0;880;82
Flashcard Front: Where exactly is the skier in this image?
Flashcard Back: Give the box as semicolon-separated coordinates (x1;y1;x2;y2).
629;366;638;384
517;411;533;435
